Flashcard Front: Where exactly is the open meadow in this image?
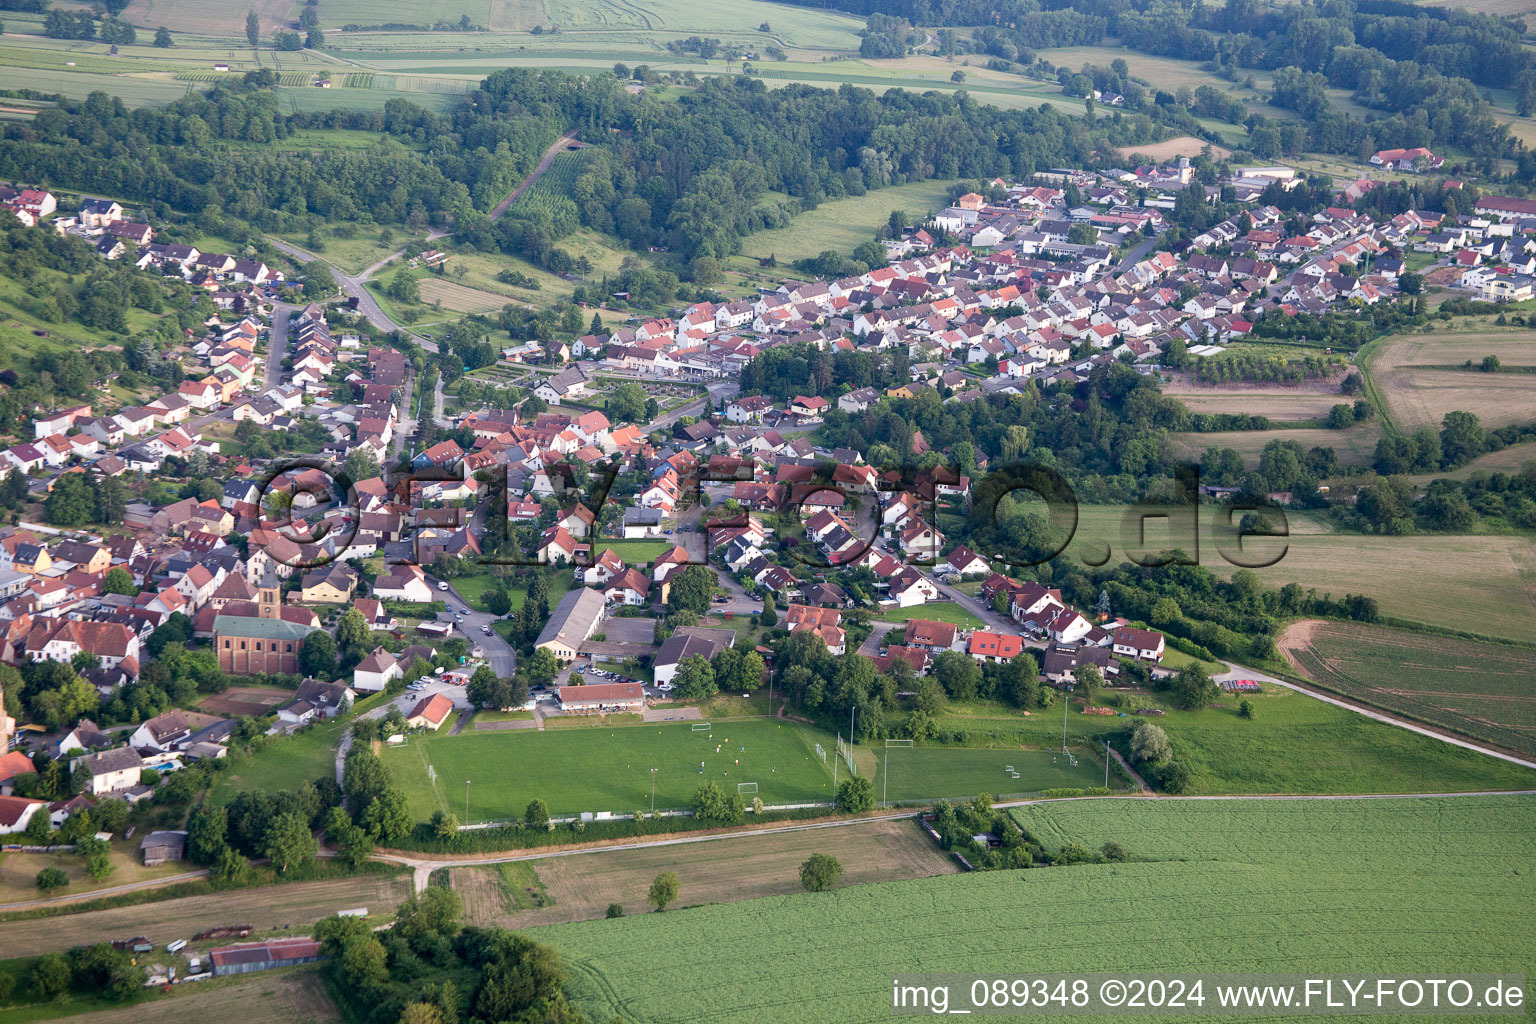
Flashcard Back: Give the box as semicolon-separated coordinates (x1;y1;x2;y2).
451;817;956;928
1279;620;1536;756
732;180;957;264
1066;503;1536;643
380;719;840;820
919;683;1536;795
534;795;1536;1024
1366;326;1536;433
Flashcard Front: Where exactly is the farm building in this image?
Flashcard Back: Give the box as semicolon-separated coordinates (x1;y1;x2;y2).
557;682;645;713
139;830;186;865
210;938;324;977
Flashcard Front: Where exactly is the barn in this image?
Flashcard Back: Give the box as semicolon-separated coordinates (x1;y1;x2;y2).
210;938;324;977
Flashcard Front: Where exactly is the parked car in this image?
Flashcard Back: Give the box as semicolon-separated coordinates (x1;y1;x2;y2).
438;581;449;591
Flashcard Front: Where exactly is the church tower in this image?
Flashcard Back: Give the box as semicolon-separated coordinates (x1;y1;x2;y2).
258;566;281;620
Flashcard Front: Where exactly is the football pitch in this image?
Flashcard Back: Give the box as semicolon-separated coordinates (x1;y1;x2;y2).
877;746;1117;803
382;719;841;821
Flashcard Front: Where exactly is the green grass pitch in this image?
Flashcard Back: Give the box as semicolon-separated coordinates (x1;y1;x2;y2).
382;719;839;820
877;746;1116;803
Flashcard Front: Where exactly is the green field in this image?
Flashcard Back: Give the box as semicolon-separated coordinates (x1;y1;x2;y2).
381;719;840;820
534;795;1536;1024
734;180;957;263
205;694;389;805
879;745;1117;803
1281;621;1536;756
920;684;1536;795
591;540;674;565
873;603;986;629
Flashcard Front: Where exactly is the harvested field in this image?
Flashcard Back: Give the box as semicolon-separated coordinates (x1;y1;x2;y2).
1406;440;1536;484
0;872;412;957
1162;369;1352;420
450;817;956;929
1167;422;1383;467
1368;328;1536;432
1070;504;1536;642
55;969;338;1024
1115;135;1232;161
418;278;512;313
118;0;295;36
1278;619;1536;756
198;686;290;718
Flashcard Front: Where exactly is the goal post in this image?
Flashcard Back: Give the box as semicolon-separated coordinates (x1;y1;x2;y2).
427;764;437;784
815;742;827;762
691;722;712;732
737;782;758;795
885;738;914;748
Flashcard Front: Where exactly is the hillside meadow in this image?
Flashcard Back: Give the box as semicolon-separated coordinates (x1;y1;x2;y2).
534;795;1536;1024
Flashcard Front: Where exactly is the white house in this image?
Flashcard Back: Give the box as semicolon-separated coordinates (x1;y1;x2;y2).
353;647;404;693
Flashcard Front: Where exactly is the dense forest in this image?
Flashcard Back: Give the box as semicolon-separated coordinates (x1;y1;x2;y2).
0;70;1162;281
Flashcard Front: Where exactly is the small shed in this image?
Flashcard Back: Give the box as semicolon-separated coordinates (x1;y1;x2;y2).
140;829;187;866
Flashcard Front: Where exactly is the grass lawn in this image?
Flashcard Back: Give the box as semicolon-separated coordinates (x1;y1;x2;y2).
451;567;570;614
874;603;986;629
205;693;391;805
533;795;1536;1024
879;745;1117;803
590;540;674;565
918;684;1536;795
1158;646;1227;676
0;843;192;905
380;719;839;820
280;222;424;276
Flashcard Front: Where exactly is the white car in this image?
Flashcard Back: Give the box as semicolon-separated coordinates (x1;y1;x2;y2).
438;581;449;591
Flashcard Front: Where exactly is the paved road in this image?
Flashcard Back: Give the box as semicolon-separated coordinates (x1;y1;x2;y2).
266;302;298;390
431;574;517;680
1113;236;1157;276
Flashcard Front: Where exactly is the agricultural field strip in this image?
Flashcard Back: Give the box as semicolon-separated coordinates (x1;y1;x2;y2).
533;796;1536;1024
1280;621;1536;756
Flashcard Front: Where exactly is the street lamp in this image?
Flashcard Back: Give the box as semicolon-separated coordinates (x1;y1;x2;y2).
650;768;658;815
465;779;470;821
